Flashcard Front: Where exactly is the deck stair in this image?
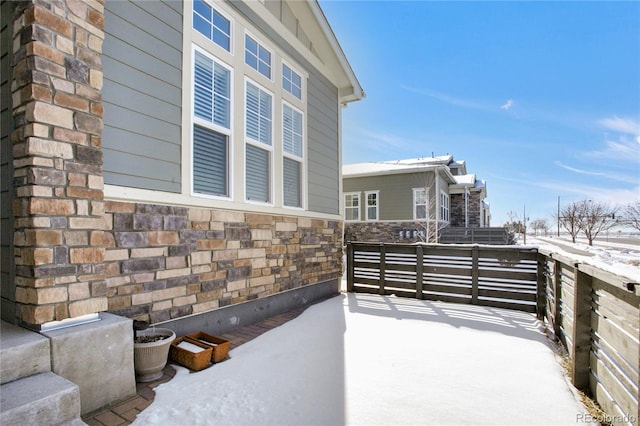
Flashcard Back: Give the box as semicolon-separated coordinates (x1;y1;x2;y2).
1;321;85;425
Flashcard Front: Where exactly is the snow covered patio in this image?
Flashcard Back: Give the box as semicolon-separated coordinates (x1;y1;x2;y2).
133;293;588;425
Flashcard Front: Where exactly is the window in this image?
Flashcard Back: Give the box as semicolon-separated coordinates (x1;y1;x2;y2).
245;81;272;145
245;81;272;202
365;191;378;221
192;49;231;197
193;0;231;51
282;64;302;99
283;104;302;156
344;193;360;221
245;34;271;79
440;192;450;222
194;50;230;128
246;144;270;202
283;103;303;208
413;188;428;220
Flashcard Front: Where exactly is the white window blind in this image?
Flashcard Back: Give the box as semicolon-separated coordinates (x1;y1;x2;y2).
283;104;302;157
193;125;227;196
246;144;270;202
246;82;272;145
283;157;301;207
194;50;230;129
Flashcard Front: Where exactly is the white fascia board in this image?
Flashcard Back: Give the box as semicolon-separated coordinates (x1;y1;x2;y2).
309;0;365;104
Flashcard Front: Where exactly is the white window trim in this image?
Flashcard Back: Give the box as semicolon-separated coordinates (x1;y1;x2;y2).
244;31;273;82
281;60;304;102
365;190;379;221
413;187;429;221
282;101;305;209
193;0;234;53
344;192;361;221
440;191;450;222
191;44;234;200
244;78;274;205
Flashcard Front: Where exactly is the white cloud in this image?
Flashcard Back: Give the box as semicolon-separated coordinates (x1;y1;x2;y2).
581;116;640;162
554;161;639;184
598;116;640;135
400;85;491;111
538;181;640;205
501;99;514;110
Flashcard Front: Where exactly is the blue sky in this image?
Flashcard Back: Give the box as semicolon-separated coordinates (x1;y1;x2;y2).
320;1;640;226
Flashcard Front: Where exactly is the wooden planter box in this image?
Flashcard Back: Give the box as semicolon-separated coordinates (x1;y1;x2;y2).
169;337;213;371
186;331;230;363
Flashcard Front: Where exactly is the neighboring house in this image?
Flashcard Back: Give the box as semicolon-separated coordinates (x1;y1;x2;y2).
342;156;489;243
1;0;362;415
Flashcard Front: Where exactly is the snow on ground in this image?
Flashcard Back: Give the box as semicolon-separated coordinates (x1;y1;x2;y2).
528;236;639;281
133;293;588;426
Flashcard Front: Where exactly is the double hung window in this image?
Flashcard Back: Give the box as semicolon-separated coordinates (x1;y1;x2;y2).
365;191;378;221
413;188;428;220
245;81;272;202
283;103;303;207
440;192;450;222
192;49;231;197
345;193;360;221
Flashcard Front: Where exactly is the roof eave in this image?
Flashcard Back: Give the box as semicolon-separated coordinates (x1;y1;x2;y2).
310;1;365;104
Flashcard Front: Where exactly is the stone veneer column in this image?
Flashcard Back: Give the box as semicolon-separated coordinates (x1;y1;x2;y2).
11;0;106;326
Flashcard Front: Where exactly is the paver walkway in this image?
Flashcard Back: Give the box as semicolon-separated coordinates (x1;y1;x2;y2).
82;304;313;426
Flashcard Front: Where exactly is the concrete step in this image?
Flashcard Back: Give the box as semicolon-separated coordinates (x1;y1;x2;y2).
1;372;85;426
0;321;51;385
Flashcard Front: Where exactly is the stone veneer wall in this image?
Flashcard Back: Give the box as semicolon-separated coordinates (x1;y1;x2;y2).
103;201;343;324
344;221;441;244
10;0;106;326
450;192;483;228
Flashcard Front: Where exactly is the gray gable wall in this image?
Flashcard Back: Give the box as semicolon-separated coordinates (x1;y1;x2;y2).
102;0;341;215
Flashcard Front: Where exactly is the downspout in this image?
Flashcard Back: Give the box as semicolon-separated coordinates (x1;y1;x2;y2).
464;188;469;228
435;167;439;242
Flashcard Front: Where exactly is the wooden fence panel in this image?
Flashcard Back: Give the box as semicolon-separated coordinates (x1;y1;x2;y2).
589;276;639;426
347;242;543;313
348;243;640;425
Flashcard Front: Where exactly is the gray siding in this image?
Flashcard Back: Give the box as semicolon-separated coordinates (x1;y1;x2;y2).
1;0;15;321
343;173;438;221
102;0;183;192
230;1;342;215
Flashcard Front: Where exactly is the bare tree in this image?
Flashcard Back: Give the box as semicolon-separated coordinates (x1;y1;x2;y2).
558;202;582;243
414;171;439;243
576;200;617;246
621;202;640;232
531;219;548;236
503;210;524;243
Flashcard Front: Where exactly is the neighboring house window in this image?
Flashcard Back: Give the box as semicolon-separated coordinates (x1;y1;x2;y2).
193;0;231;51
344;193;360;221
245;34;271;79
193;48;231;197
413;188;428;220
283;103;303;207
282;63;302;99
440;191;450;222
365;191;379;221
245;80;272;202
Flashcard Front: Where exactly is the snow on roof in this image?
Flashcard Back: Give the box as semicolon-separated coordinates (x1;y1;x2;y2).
343;156;454;177
453;174;476;185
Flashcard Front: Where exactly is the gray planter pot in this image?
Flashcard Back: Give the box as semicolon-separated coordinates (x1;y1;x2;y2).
133;328;176;382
